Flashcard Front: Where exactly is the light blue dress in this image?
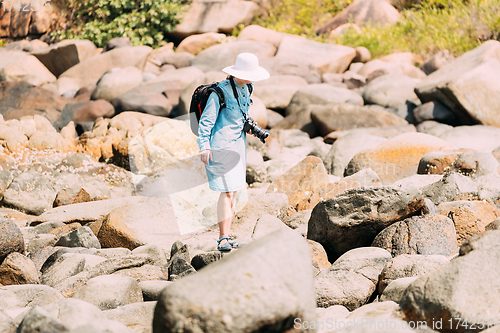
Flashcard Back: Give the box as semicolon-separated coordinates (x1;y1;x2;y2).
197;79;253;192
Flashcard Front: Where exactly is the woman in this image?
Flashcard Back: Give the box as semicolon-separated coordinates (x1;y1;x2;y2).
197;52;270;251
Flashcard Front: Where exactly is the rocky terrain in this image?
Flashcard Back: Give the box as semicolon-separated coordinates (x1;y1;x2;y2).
1;0;500;331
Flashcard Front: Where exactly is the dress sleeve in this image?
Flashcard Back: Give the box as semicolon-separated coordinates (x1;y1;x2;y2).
197;92;220;151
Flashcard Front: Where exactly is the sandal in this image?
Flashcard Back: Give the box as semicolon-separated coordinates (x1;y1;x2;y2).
229;240;245;249
217;236;232;252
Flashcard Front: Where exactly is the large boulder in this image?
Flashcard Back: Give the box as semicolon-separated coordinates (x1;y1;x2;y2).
176;32;227;55
345;132;456;184
286;84;363;116
97;197;179;253
266;156;329;209
152;229;317;333
237;25;284;48
72;274;143;310
324;133;387;177
0;50;56;86
377;254;450;294
315;247;392;310
91;67;143;102
415;40;500;127
317;0;400;35
275;35;356;74
400;230;500;331
437;200;500;246
173;0;260;38
362;74;420;108
31;40;98;77
0;218;25;263
191;40;276;73
260;55;322;84
253;75;308;109
58;46;152;94
0;252;39;285
437;125;500;152
372;214;458;257
311;103;408;136
0;284;63;309
308;186;424;260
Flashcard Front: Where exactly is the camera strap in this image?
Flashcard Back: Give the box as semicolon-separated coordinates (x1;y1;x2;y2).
229;77;248;121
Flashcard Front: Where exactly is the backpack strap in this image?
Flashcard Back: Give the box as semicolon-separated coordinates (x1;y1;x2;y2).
211;86;226;111
229;77;248;121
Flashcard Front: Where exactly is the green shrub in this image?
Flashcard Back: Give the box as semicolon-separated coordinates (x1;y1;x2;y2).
52;0;191;48
252;0;500;59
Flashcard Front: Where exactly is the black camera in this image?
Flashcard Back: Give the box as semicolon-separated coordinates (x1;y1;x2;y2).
243;117;271;144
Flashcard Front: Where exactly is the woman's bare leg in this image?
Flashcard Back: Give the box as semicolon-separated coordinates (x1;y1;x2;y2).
217;191;237;241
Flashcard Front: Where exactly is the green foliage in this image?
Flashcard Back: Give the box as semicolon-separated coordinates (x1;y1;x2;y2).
52;0;191;48
253;0;353;36
254;0;500;59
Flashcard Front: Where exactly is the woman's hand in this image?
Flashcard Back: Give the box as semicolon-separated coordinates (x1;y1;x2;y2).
200;149;212;165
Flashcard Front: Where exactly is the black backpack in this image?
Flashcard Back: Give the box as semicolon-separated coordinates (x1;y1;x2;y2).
189;80;253;136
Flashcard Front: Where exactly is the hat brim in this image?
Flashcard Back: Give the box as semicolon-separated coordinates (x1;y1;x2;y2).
222;65;270;82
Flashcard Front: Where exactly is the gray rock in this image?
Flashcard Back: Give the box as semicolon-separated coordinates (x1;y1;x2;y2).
400;230;500;331
420;50;455;75
41;248;96;274
112;264;169;282
282;210;312;230
40;253;86;287
372;214;458;257
190;251;223;271
324;133;387;177
286;84;363;115
253;75;308;109
28;247;59;272
308;186;424;260
380;276;419;303
275;35;356;74
0;170;14;201
94;248;132;259
26;234;58;254
0;252;40;285
55;226;101;249
415;40;500;127
315;305;349;324
67;319;133;333
91;66;142;102
315;247;392;310
103;301;156;332
191;40;276;73
0;309;16;333
42;298;106;330
72;274;143;310
53;254;152;298
392;175;443;191
167;257;195;278
160;52;195;69
103;37;132;52
131;244;167;267
377;254;450;294
260;55;322;84
251;214;290;240
311;103;408;137
0;285;63;309
16;306;69;333
449;152;500;178
2;168;56;216
437;125;500;152
412;100;458;125
363;74;420;108
139;281;172;301
153;228;317;333
421;172;479;205
169;240;190;262
0;218;25;263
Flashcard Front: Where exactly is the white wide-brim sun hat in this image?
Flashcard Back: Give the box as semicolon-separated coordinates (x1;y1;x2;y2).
222;52;270;82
